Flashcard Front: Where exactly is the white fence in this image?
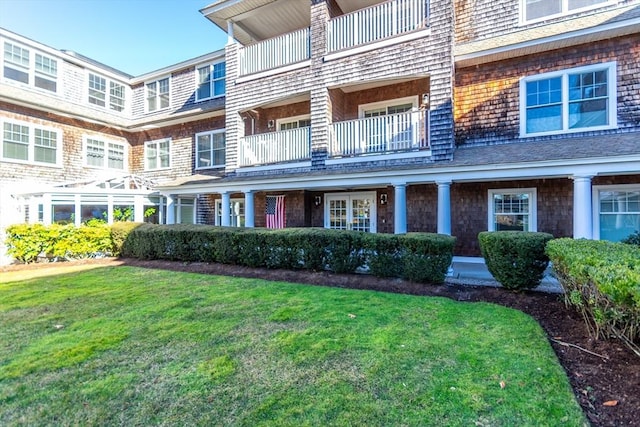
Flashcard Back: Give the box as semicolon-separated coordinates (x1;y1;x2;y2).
239;127;311;166
239;28;310;76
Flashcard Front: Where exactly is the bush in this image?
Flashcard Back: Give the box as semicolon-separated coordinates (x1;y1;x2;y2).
110;222;143;256
546;238;640;351
5;222;113;263
478;231;554;290
622;230;640;246
400;233;456;284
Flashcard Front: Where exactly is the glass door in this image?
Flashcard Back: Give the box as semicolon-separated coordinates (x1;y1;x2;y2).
325;192;376;233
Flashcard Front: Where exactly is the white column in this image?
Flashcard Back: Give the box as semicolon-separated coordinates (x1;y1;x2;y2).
74;194;81;226
221;192;231;227
133;196;144;223
166;195;176;225
227;20;234;45
394;184;407;234
42;194;52;225
244;190;255;228
572;175;593;239
107;195;114;224
437;181;451;235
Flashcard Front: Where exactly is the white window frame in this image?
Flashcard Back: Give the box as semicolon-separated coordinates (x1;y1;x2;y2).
144;138;171;171
195;129;226;170
215;198;245;226
520;0;616;25
276;114;311;131
358;96;419;118
488;188;537;232
195;61;225;101
592;184;640;241
176;197;196;224
520;62;617;137
2;41;58;93
145;76;171;113
1;119;62;167
86;71;127;113
82;135;127;170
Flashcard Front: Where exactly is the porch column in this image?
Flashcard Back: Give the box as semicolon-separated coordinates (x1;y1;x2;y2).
572;175;593;239
394;183;407;234
133;196;144;223
107;195;114;224
227;20;234;45
42;194;52;225
437;181;451;235
221;192;231;227
166;195;176;224
74;194;81;226
244;190;255;228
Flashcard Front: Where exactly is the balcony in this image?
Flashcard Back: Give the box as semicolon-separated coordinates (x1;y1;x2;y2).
238;28;310;76
329;110;429;157
327;0;430;52
239;127;311;167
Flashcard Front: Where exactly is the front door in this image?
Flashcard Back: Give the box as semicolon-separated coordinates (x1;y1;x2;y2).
325;192;376;233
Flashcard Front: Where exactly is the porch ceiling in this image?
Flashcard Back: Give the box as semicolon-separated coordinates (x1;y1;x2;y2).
201;0;383;45
333;76;429;93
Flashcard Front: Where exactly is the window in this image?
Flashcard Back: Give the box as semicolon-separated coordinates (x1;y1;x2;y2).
520;62;616;136
594;185;640;242
146;77;170;112
196;130;225;169
324;192;376;233
522;0;611;22
84;137;126;170
488;189;537;232
145;139;170;170
196;62;225;101
277;115;311;131
3;42;57;92
2;120;60;165
215;199;245;227
176;198;195;224
88;73;126;112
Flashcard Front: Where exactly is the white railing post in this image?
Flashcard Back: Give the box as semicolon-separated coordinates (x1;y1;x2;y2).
238;27;310;76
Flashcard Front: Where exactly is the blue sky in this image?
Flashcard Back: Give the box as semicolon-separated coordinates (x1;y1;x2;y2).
0;0;228;76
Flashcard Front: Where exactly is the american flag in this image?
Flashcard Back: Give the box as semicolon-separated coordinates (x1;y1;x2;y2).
265;195;285;229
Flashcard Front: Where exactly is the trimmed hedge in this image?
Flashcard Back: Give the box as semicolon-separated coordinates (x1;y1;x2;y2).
120;225;456;284
5;223;113;263
546;238;640;351
478;231;554;290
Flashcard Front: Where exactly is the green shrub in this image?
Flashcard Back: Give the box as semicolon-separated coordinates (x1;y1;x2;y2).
546;238;640;349
478;231;554;290
622;230;640;246
400;233;456;284
5;222;113;263
363;233;404;278
110;222;143;256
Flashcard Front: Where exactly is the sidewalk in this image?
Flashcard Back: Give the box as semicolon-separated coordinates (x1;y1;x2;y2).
446;258;563;294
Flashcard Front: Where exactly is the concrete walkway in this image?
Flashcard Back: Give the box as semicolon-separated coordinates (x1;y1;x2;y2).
446;258;563;294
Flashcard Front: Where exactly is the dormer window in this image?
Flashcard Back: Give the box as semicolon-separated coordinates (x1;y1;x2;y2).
146;77;170;112
522;0;613;23
3;42;58;92
196;62;225;101
88;72;126;112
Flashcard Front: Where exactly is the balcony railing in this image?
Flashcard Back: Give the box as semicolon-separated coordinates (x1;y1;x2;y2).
329;110;429;157
239;127;311;167
327;0;430;52
238;28;310;76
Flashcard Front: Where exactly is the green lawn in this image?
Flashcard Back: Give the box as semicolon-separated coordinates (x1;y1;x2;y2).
0;267;586;426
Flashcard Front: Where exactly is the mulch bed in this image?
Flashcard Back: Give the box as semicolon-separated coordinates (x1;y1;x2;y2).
3;258;639;426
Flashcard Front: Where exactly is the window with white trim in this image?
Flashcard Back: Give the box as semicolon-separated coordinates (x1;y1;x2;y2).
488;189;537;232
88;72;126;112
196;130;225;169
520;62;616;137
176;198;196;224
144;138;170;170
277;115;311;131
196;61;225;101
84;136;126;170
3;41;58;92
146;77;170;112
594;185;640;242
522;0;613;23
2;120;61;166
215;199;245;227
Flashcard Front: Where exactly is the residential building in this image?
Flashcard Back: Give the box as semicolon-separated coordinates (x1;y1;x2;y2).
1;0;639;265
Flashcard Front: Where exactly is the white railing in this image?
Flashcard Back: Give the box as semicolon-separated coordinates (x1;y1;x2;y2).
329;110;429;157
327;0;429;52
239;28;310;76
239;127;311;167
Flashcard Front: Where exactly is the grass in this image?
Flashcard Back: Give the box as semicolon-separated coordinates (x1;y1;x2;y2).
0;266;586;426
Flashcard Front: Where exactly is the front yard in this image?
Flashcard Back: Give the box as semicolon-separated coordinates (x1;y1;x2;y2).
0;266;585;426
